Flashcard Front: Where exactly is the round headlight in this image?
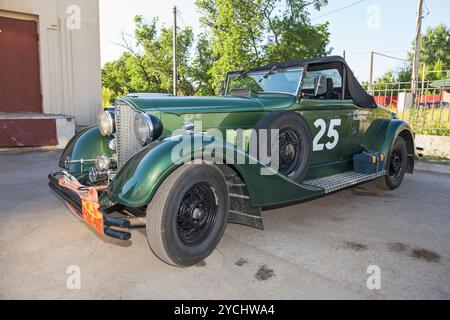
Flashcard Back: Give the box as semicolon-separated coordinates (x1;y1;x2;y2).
98;111;115;136
134;113;163;145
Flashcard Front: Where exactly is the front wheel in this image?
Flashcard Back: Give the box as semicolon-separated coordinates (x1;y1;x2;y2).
146;164;229;267
376;136;408;190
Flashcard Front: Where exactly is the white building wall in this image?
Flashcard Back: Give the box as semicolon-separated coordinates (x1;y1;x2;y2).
0;0;101;126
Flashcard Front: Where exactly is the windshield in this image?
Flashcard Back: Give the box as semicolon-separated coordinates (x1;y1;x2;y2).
226;68;304;96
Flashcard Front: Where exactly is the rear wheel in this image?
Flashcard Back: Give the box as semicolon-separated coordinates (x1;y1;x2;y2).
146;164;229;267
376;136;408;190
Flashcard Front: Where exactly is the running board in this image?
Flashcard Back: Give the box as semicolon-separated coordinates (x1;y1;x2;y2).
303;170;386;194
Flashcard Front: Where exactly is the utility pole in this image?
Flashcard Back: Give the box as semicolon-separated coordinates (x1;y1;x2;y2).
368;51;374;94
420;63;426;98
411;0;424;95
173;6;178;96
343;50;346;60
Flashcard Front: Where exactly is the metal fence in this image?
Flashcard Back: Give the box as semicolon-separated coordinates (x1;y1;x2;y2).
364;77;450;135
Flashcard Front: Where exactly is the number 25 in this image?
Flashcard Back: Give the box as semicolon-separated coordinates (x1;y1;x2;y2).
313;119;341;151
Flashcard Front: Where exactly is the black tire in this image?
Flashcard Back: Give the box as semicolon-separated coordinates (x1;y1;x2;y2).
251;111;312;182
376;136;408;190
146;164;229;267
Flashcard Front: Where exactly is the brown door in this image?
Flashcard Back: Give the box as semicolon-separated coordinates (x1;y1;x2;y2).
0;16;42;113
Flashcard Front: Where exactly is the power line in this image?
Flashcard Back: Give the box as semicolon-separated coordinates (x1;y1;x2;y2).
423;1;430;17
346;50;409;54
311;0;367;21
373;52;409;62
176;10;188;28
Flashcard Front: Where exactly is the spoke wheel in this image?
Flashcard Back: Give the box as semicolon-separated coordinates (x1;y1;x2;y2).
146;165;229;267
252;111;312;182
279;128;302;176
176;183;218;246
376;136;408;190
388;149;403;180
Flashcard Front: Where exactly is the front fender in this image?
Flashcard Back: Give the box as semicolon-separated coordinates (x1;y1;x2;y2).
109;133;324;208
108;138;181;208
60;126;113;173
364;119;416;173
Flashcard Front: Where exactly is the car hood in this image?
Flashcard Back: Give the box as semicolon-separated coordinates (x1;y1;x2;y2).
121;95;296;114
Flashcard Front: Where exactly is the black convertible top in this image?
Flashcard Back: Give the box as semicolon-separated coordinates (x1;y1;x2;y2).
228;56;377;108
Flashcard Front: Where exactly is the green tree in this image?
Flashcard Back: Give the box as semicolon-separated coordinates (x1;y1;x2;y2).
102;87;116;107
102;16;195;105
375;23;450;85
195;0;330;92
103;2;331;100
189;33;216;96
415;23;450;75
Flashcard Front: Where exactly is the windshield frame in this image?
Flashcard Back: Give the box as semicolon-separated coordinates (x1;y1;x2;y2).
225;67;304;97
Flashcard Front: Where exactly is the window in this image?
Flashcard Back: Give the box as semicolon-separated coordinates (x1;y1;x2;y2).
227;68;303;96
302;69;342;89
301;68;343;100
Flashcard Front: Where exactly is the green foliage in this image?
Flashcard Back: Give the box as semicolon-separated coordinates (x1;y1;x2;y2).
102;87;116;107
103;2;331;99
368;67;412;93
403;107;450;136
196;0;331;93
102;16;195;104
376;23;450;84
189;33;216;96
416;23;450;76
381;101;450;137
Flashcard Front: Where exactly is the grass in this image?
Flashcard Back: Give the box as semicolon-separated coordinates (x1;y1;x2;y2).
385;105;450;136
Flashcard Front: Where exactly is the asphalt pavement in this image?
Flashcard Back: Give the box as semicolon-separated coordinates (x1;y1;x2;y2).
0;150;449;299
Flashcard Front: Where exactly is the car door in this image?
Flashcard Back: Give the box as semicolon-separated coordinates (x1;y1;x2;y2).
300;68;355;165
339;100;362;160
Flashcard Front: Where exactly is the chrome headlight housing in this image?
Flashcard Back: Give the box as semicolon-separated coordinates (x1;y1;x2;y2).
98;111;115;136
134;113;163;145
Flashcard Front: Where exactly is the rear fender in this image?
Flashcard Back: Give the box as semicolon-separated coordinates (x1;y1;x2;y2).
364;119;416;173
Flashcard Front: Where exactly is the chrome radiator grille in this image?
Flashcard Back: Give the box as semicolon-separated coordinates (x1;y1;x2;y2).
115;102;142;168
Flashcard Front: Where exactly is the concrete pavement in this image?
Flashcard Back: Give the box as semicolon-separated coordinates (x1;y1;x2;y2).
0;150;449;299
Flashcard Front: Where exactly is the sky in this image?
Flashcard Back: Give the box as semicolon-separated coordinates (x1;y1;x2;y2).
99;0;450;82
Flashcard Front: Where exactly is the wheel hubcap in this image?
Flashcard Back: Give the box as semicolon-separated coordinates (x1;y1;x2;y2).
279;128;302;176
389;150;402;179
191;207;207;226
176;183;218;245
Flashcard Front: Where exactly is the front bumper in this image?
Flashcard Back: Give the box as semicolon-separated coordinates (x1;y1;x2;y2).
48;171;132;240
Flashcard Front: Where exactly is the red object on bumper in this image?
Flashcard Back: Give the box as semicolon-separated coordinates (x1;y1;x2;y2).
58;176;107;235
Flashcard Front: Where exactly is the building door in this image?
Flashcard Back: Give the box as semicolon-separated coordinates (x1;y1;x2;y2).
0;16;42;113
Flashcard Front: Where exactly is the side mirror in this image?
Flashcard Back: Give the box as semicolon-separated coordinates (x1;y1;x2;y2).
314;75;327;96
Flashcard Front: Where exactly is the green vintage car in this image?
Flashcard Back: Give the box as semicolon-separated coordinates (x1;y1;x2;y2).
49;56;417;267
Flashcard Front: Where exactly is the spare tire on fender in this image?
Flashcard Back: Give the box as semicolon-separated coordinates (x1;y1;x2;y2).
250;111;312;182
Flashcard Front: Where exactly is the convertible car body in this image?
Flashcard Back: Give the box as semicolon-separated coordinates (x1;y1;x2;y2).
49;56;417;266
